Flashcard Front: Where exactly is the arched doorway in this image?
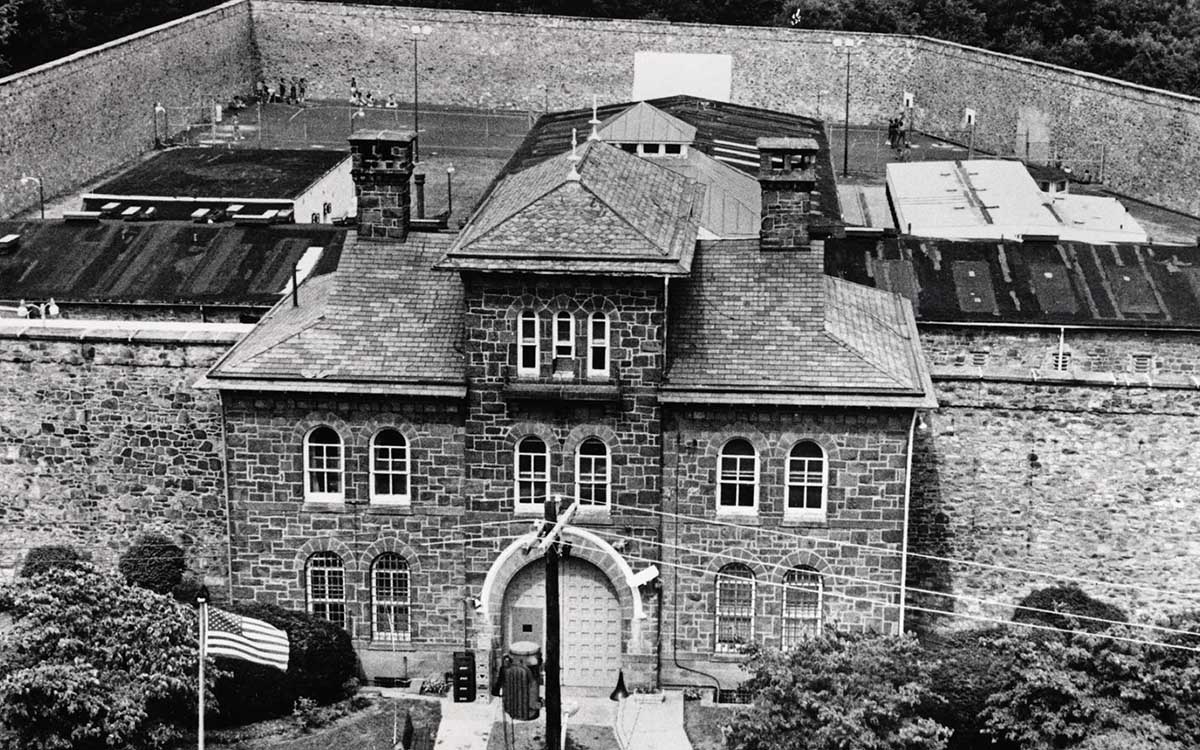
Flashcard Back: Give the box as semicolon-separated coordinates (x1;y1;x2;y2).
502;557;622;688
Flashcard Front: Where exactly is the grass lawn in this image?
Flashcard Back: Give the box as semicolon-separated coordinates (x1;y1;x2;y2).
682;701;745;750
486;718;619;750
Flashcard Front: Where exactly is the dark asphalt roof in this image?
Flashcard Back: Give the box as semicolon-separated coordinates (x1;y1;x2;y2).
0;220;345;305
93;148;349;200
825;235;1200;328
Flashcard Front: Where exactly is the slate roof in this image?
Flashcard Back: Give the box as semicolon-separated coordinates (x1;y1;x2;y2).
0;219;344;306
93;148;349;201
662;240;935;406
440;140;703;276
597;102;697;143
825;235;1200;328
203;233;465;394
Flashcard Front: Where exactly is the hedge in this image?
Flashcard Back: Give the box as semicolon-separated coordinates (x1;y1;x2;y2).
119;533;186;595
1012;584;1128;633
20;545;85;578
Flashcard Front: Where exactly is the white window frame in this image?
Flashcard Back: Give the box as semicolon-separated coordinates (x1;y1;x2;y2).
717;439;758;515
785;441;827;522
303;425;344;503
517;310;540;377
369;428;410;505
575;438;611;508
781;567;823;649
306;551;345;626
554;311;575;358
715;564;755;652
514;436;550;514
372;553;411;642
587;312;610;379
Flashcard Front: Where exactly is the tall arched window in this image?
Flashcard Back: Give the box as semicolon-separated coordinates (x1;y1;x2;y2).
576;438;610;507
372;553;411;641
786;441;827;519
715;563;755;652
306;551;345;625
304;426;343;502
587;312;609;378
554;311;575;358
515;436;549;511
782;567;823;648
371;429;409;504
718;439;758;513
517;310;540;377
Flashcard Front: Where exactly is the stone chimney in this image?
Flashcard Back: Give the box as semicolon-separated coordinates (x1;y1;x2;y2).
349;130;415;241
756;136;819;251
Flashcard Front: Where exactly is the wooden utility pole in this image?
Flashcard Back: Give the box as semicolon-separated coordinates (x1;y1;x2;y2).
544;497;562;750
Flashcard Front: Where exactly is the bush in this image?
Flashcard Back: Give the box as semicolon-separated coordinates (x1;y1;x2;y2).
210;601;359;726
1012;584;1127;634
924;628;1019;750
119;533;186;595
171;571;205;605
726;633;951;750
19;545;85;578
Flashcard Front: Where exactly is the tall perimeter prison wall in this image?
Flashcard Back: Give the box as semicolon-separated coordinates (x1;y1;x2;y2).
250;1;1200;215
0;0;256;219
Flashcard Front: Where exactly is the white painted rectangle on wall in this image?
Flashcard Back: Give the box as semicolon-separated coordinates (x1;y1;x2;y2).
631;51;732;102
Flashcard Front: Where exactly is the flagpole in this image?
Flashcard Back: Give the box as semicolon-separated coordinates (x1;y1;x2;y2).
198;592;207;750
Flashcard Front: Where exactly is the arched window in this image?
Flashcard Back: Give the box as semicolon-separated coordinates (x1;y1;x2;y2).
718;439;757;512
576;438;610;507
517;310;540;377
786;441;826;518
554;311;575;358
782;567;823;648
587;312;609;378
371;429;409;504
515;436;549;511
372;553;411;641
715;563;755;652
304;426;343;502
306;551;345;625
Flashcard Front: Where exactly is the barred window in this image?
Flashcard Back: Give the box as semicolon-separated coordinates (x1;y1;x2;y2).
587;312;609;378
515;436;549;511
304;426;343;501
718;439;757;512
306;551;345;626
554;311;575;358
576;438;610;507
371;429;409;503
372;553;411;641
518;310;540;376
786;441;826;517
716;563;755;652
781;567;823;648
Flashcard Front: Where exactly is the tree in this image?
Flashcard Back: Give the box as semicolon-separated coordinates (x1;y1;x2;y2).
924;628;1019;750
0;565;219;750
119;532;186;596
726;632;951;750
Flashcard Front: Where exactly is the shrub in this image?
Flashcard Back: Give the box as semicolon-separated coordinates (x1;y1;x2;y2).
1012;584;1127;634
924;628;1019;750
210;601;358;726
119;533;186;595
19;545;84;578
726;633;951;750
171;571;205;605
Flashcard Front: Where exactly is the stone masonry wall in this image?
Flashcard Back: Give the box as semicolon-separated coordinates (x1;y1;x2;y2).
0;0;256;219
661;405;913;686
910;325;1200;632
251;1;1200;214
0;332;232;586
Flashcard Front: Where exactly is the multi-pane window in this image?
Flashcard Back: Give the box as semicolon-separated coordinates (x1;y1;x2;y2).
554;311;574;358
518;310;539;376
718;439;757;512
304;426;343;501
306;551;345;626
715;563;755;652
587;312;609;378
786;441;826;517
371;429;409;503
372;553;411;641
515;436;550;510
781;567;823;648
576;438;610;507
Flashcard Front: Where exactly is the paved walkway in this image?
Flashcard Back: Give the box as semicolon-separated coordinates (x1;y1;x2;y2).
432;696;499;750
615;692;693;750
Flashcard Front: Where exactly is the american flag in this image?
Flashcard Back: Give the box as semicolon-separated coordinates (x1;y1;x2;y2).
204;607;290;672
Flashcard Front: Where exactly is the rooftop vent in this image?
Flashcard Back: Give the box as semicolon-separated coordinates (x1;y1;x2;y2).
0;233;19;253
63;210;101;223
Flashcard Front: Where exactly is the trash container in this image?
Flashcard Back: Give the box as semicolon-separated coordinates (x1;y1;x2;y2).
497;641;542;720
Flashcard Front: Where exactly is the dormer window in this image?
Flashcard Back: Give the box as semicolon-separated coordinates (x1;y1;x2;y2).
554;312;574;358
641;143;661;155
588;312;609;378
664;144;682;155
518;310;539;377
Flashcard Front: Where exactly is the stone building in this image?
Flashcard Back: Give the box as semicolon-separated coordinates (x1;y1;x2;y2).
201;105;935;690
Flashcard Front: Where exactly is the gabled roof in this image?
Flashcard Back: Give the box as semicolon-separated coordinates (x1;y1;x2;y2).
657;149;760;238
203;233;465;395
662;240;936;407
439;140;703;276
597;102;698;144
